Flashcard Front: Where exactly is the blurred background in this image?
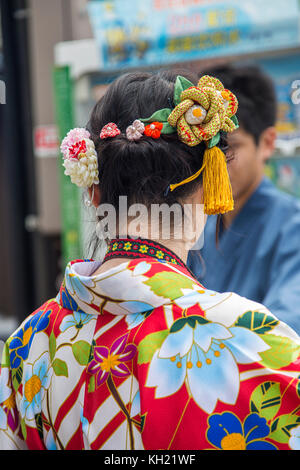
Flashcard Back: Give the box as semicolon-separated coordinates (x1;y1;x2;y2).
1;0;300;340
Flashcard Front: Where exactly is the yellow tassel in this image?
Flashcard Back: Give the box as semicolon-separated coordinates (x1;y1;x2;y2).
169;162;206;193
202;146;234;215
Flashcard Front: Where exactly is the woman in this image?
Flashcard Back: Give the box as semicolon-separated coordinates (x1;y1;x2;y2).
0;70;299;450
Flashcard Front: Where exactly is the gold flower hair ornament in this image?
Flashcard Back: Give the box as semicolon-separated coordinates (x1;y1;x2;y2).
140;75;239;215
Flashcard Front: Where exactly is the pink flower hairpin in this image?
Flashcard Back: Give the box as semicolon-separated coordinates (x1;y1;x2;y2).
60;127;99;188
100;123;121;139
126;120;145;141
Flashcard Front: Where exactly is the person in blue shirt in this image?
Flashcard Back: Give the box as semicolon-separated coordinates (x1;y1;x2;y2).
188;64;300;335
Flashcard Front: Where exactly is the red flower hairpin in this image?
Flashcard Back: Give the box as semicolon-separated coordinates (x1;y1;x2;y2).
100;123;121;139
144;122;163;139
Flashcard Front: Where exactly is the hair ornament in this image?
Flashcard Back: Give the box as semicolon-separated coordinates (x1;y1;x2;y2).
100;122;121;139
140;75;239;215
144;121;163;139
60;128;99;188
61;75;239;215
126;119;145;141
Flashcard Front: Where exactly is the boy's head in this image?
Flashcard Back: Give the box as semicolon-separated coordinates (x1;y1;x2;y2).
200;64;277;201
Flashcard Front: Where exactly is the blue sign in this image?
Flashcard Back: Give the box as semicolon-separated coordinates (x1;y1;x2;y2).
87;0;300;71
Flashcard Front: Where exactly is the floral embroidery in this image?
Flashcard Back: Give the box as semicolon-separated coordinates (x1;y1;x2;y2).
104;238;189;271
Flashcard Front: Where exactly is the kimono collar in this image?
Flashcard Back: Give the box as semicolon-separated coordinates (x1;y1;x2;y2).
103;237;189;270
57;238;205;316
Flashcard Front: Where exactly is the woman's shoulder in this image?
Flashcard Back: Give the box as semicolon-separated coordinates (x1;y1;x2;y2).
175;286;300;343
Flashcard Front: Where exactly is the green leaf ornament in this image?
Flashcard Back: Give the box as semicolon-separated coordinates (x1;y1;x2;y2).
173;75;195;105
231;114;239;128
207;132;221;149
140;108;172;123
140;108;176;134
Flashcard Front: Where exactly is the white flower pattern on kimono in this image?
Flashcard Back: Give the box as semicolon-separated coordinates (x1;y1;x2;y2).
19;352;52;421
146;317;270;414
59;311;95;333
0;368;12;430
130;390;141;418
122;301;155;329
45;428;57;450
289;425;300;450
174;288;229;310
65;269;95;305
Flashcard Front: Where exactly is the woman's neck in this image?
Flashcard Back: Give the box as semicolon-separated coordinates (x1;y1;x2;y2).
92;237;190;277
157;238;189;263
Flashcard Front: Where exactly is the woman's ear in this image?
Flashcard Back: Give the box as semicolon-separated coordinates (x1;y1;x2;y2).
88;185;101;207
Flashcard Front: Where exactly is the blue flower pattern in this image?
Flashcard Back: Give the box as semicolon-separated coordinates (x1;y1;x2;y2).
207;412;277;450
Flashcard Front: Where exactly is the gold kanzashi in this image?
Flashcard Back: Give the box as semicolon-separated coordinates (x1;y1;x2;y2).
168;75;238;215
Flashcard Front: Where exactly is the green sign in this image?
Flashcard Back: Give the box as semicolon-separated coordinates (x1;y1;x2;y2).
53;66;81;266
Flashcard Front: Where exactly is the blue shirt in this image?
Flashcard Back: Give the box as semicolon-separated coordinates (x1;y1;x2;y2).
187;177;300;335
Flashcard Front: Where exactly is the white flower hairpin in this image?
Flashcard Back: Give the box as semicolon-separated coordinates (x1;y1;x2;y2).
60;128;99;188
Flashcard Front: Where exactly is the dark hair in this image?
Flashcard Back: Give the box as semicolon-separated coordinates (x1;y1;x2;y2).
85;70;230;256
199;64;277;144
86;70;229;209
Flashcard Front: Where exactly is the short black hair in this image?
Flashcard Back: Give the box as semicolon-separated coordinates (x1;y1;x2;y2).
199;64;277;144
